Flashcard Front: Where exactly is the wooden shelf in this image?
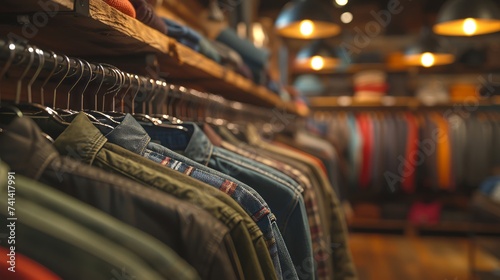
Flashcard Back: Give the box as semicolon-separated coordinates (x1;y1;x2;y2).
308;96;500;109
0;0;307;116
292;63;500;76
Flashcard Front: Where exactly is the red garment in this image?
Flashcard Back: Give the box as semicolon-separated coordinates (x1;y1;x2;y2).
0;247;61;280
408;201;442;226
357;114;373;189
401;113;419;193
104;0;136;18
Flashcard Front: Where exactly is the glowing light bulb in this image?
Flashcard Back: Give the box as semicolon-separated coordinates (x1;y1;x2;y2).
299;20;314;37
420;52;435;68
463;18;477;36
340;12;353;24
335;0;348;6
310;56;325;70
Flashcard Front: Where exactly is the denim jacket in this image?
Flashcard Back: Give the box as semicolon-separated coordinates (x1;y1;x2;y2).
142;121;314;280
100;114;291;280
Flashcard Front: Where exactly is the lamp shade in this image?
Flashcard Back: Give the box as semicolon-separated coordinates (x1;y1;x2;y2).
294;40;341;71
275;0;341;39
404;28;455;67
433;0;500;36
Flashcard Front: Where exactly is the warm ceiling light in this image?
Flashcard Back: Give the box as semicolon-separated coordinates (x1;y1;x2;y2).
310;56;325;70
294;40;341;71
420;52;435;67
275;0;341;39
299;20;315;36
340;12;353;24
462;18;477;35
434;0;500;36
335;0;348;6
404;27;455;67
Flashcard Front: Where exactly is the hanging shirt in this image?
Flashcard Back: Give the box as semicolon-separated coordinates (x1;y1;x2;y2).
0;117;229;280
98;114;291;280
53;113;272;280
142;121;313;280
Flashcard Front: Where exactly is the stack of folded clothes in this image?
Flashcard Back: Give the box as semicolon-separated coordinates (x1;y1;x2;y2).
102;0;281;94
471;176;500;223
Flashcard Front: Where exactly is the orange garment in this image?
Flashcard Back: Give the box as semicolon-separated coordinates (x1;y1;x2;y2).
0;246;62;280
432;114;452;190
104;0;136;18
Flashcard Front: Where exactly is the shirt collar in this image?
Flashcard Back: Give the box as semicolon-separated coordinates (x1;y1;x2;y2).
0;117;59;180
53;112;107;165
101;114;151;155
181;123;214;166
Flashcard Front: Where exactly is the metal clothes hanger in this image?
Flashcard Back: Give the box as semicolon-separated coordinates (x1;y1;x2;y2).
157;84;183;124
0;40;17;103
93;63;106;111
52;55;71;109
15;45;35;104
102;66;122;112
27;48;45;104
100;67;128;124
0;41;23;129
128;77;187;130
151;81;169;120
16;46;67;125
132;78;162;126
65;58;84;111
0;45;68;141
149;80;186;130
40;51;58;107
79;62;119;126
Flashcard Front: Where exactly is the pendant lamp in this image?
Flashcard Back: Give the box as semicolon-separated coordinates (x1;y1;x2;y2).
275;0;341;39
404;28;455;68
433;0;500;36
294;40;340;71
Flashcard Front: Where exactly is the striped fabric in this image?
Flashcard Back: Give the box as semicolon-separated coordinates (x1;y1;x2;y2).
221;141;331;280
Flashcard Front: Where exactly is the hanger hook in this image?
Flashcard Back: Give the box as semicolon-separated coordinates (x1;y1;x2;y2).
101;67;114;111
93;63;105;111
131;75;141;114
27;47;45;103
67;58;85;110
112;70;126;112
0;40;17;103
149;80;160;115
53;55;71;109
99;64;122;111
16;45;35;104
152;80;164;115
40;51;58;107
119;73;133;113
79;60;93;111
143;79;154;114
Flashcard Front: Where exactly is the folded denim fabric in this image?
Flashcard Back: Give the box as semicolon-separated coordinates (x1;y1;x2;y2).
103;0;136;18
199;37;221;63
211;40;244;67
162;17;202;51
216;27;269;77
130;0;167;34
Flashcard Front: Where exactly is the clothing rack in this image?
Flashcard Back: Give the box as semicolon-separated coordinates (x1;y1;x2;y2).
0;38;276;124
307;96;500;111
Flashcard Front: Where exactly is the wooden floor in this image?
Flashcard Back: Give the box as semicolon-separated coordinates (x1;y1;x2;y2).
349;233;500;280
